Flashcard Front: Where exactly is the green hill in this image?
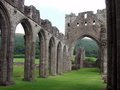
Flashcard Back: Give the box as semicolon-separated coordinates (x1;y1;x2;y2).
14;34;99;57
14;33;25;55
75;38;99;57
14;33;39;57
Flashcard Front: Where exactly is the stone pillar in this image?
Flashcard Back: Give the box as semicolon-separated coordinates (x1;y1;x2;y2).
0;23;9;85
116;1;120;90
100;25;107;76
66;48;72;71
39;39;47;78
101;44;107;75
45;38;49;77
56;43;62;75
67;58;72;71
30;41;35;80
106;0;117;90
75;48;85;69
60;50;63;74
24;35;31;81
47;38;56;76
80;48;85;68
51;43;56;76
44;46;48;77
115;0;120;90
58;48;62;74
64;49;68;72
6;25;15;85
63;50;66;72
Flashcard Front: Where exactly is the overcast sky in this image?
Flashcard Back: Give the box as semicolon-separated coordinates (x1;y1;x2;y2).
16;0;106;34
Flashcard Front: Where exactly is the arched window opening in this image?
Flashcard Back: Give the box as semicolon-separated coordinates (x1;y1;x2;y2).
72;36;100;70
56;42;62;74
13;19;32;81
48;37;55;75
14;23;25;79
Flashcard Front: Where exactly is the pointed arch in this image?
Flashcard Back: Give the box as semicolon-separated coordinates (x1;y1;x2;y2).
56;41;62;74
15;18;33;81
0;1;12;85
48;36;55;75
38;29;46;77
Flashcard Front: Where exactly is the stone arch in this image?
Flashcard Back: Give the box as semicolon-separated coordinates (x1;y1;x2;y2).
38;29;46;77
70;34;100;57
15;18;33;81
56;41;62;74
70;34;102;71
65;11;107;74
0;1;12;85
48;36;55;75
16;19;32;35
63;45;67;72
74;34;100;48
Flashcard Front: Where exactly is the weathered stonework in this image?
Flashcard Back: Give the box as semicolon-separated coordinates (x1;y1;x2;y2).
0;0;69;85
65;10;107;75
73;48;85;70
106;0;120;90
1;0;119;90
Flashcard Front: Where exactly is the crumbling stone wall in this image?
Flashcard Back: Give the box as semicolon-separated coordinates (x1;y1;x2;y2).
72;48;85;70
65;10;107;75
0;0;69;86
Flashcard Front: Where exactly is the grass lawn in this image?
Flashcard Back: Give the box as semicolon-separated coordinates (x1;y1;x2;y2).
14;58;39;64
0;67;106;90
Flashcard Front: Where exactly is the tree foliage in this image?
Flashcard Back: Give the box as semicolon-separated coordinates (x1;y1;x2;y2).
74;38;99;57
14;34;99;58
14;33;40;57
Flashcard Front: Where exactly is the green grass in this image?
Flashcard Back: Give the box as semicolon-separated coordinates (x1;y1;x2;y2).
13;65;39;78
14;58;39;64
0;67;106;90
85;57;97;62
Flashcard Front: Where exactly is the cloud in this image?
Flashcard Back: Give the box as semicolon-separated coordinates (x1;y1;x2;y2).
24;0;106;34
16;23;25;34
25;0;105;13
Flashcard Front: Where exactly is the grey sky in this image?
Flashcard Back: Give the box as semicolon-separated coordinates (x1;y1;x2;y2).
16;0;106;34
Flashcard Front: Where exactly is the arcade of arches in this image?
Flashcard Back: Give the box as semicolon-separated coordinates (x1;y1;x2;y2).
0;0;119;90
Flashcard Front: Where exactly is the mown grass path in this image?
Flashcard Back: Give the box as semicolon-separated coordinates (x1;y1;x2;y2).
0;68;106;90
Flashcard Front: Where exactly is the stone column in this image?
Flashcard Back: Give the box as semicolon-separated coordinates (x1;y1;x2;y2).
0;24;8;85
100;25;107;75
39;39;47;78
57;46;62;75
60;49;63;74
51;43;56;76
24;35;31;81
75;48;84;69
100;40;107;75
30;41;35;80
106;0;117;90
46;37;56;76
80;48;85;68
66;48;72;71
6;25;15;85
116;0;120;90
45;38;49;77
63;50;66;72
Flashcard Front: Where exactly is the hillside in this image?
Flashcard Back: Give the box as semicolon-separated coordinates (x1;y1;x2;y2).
14;33;25;54
14;33;99;57
75;38;99;57
14;33;39;56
